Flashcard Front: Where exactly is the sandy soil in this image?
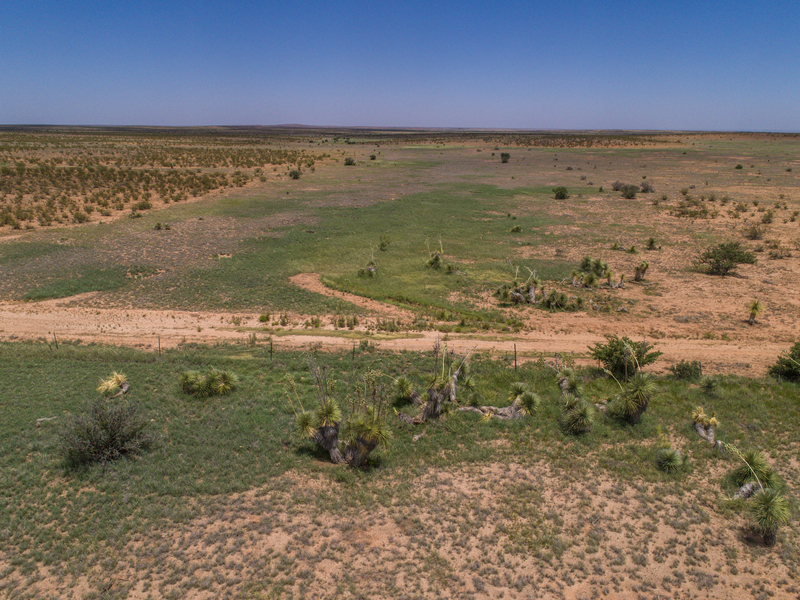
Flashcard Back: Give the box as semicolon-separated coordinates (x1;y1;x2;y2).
0;271;793;376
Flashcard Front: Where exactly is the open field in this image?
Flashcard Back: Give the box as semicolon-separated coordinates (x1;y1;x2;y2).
1;127;799;598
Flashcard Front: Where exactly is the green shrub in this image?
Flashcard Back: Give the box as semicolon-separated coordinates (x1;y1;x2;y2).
60;399;156;469
697;241;756;276
344;157;356;166
621;184;638;199
668;360;702;381
288;169;301;180
553;186;569;200
768;341;800;382
500;152;510;163
589;335;662;379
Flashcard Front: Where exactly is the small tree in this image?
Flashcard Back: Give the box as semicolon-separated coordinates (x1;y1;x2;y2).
698;241;756;276
500;152;510;163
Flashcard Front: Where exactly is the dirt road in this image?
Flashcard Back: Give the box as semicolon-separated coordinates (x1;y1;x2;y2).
0;274;790;376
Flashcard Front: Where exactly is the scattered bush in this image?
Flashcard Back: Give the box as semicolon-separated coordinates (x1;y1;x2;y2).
621;184;638;199
553;186;569;200
344;157;356;166
288;169;301;180
744;224;766;240
697;241;756;276
500;152;510;163
668;360;702;381
768;341;800;382
589;335;662;380
60;399;156;469
639;181;655;193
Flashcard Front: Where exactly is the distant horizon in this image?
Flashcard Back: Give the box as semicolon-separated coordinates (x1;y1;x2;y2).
3;1;799;132
3;123;800;135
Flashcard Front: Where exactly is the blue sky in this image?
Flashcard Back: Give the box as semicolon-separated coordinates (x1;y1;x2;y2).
2;0;799;131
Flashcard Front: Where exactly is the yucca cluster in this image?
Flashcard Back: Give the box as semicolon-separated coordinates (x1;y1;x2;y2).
181;368;239;398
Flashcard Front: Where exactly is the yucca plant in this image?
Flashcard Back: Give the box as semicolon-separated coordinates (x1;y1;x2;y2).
731;449;777;489
750;488;790;546
748;299;763;325
609;372;657;425
634;261;649;282
96;371;129;396
655;448;685;474
180;368;238;398
561;400;594;435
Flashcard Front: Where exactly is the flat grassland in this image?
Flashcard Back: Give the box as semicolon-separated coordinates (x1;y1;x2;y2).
1;127;799;599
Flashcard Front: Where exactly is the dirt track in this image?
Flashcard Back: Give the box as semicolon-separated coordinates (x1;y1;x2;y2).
0;273;790;376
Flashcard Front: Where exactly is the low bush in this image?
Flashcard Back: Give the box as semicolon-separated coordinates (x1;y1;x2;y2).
697;241;756;276
553;186;569;200
589;335;662;380
668;360;702;381
60;399;156;469
768;341;800;382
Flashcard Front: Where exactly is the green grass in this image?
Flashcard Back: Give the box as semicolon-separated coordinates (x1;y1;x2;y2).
1;340;799;597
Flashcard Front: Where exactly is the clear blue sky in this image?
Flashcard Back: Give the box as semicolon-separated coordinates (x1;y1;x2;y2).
2;0;799;131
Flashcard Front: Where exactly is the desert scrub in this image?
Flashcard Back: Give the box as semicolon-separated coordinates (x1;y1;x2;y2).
60;399;157;469
697;241;756;276
589;335;661;380
768;341;800;383
668;360;702;381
